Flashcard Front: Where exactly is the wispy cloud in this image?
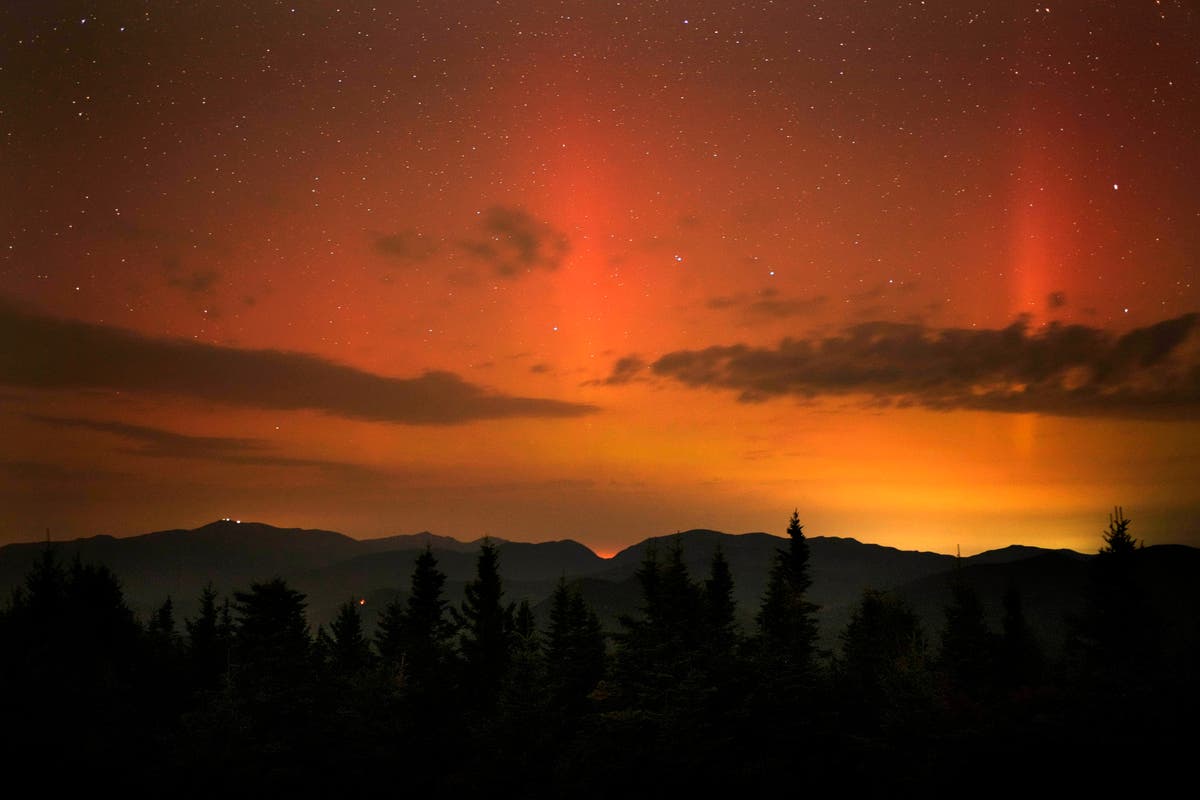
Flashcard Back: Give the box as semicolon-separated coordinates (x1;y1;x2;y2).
460;206;570;277
374;229;438;262
27;415;366;471
706;287;829;319
165;265;221;296
0;301;598;424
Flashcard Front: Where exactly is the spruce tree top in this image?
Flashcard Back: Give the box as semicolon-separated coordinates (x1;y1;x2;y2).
1100;507;1139;556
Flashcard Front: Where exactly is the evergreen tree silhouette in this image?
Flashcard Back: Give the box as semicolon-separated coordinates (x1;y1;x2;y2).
757;510;820;678
144;595;186;725
613;543;664;707
313;623;335;667
837;589;930;725
149;596;176;639
660;537;702;642
939;566;997;699
514;597;537;640
703;543;738;659
222;578;320;789
453;538;514;710
696;542;749;777
1078;507;1156;685
546;577;605;714
1000;582;1043;690
233;578;311;674
329;597;372;674
615;537;705;709
376;544;455;695
0;549;145;783
185;583;231;691
374;593;406;667
1101;506;1139;555
230;577;314;727
497;597;547;777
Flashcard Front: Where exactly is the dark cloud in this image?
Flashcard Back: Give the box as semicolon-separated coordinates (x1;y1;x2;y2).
1048;291;1068;309
625;314;1200;419
530;362;553;374
850;280;920;302
27;415;374;471
157;231;231;298
460;206;569;277
750;293;829;318
597;355;647;386
706;295;742;311
0;301;598;424
843;280;922;319
706;287;828;318
166;268;220;295
0;460;99;482
374;230;437;262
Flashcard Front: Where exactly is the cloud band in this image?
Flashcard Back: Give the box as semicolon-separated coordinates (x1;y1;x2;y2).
1;301;597;424
614;314;1200;419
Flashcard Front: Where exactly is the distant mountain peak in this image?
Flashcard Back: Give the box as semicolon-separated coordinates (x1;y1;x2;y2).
967;544;1089;565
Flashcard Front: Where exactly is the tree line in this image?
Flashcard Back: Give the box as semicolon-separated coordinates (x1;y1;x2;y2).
0;509;1193;795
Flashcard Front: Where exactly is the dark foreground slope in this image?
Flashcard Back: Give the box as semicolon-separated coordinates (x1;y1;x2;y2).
2;524;1196;797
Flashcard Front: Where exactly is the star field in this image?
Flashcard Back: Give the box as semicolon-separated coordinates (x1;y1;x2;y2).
2;1;1198;552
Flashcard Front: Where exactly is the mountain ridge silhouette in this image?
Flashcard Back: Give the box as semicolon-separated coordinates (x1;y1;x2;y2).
7;518;1191;656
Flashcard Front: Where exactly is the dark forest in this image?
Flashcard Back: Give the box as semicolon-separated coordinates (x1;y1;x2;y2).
1;510;1195;796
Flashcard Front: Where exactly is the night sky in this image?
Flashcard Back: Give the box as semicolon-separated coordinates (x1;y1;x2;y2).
3;1;1198;554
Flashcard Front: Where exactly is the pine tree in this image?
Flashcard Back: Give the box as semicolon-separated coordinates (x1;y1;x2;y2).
513;598;537;640
329;598;372;674
66;557;139;658
500;598;545;721
454;538;514;709
313;624;335;668
613;536;709;722
223;578;317;775
231;578;312;696
627;538;701;665
145;596;184;711
148;596;177;643
1000;583;1043;688
703;544;738;659
1080;506;1155;683
756;510;819;675
185;583;230;691
696;543;747;752
1101;506;1139;555
613;544;662;706
547;578;574;664
939;573;996;699
392;545;456;694
374;594;407;667
546;578;605;714
1;550;145;776
837;589;930;721
659;537;702;647
24;546;67;619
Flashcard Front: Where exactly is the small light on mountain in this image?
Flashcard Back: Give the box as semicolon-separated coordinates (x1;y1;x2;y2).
359;598;366;606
